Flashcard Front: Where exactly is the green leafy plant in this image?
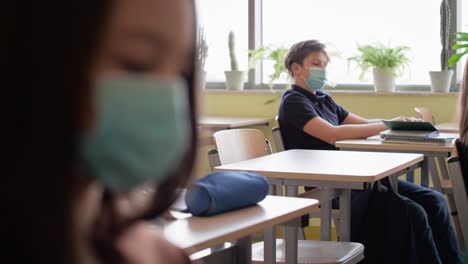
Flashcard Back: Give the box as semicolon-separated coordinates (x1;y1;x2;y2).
248;45;289;104
197;27;208;70
248;45;289;87
228;31;239;71
448;31;468;67
347;44;410;80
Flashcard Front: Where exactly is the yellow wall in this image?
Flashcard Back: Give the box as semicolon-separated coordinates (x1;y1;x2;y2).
196;90;459;177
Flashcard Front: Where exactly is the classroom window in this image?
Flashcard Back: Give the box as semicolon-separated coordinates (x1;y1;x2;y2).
197;0;248;82
458;1;468;82
263;0;440;86
199;0;463;89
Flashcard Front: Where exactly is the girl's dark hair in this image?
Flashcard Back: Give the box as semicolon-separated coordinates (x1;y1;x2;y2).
5;1;198;263
284;40;330;76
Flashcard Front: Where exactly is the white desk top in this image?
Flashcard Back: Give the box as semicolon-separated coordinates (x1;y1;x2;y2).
199;116;271;129
162;195;318;254
214;149;423;183
336;134;457;153
436;122;459;133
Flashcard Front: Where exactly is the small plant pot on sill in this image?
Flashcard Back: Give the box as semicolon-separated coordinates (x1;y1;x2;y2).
429;70;452;93
372;68;396;93
224;70;245;90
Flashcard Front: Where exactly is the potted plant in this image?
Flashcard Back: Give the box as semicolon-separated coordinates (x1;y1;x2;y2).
347;43;410;92
197;27;208;89
429;0;453;93
248;45;289;104
224;31;245;90
448;31;468;68
248;45;290;89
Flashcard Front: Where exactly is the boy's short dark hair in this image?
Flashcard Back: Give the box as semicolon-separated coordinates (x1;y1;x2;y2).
284;40;330;76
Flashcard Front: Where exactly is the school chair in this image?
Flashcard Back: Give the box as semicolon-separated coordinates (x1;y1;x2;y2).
413;107;450;186
272;126;341;234
429;156;465;251
413;108;464;247
211;129;364;264
208;131;340;238
446;138;468;252
273;116;322;202
414;106;436;124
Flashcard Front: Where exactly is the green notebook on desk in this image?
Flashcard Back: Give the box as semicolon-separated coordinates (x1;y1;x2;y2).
382;120;438;131
380;130;454;145
380;121;454;145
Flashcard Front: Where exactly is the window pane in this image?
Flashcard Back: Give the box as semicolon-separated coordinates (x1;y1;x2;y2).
197;0;248;82
459;0;468;81
263;0;440;85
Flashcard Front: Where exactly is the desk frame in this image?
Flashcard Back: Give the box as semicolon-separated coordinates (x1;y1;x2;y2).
215;149;423;264
338;147;452;188
280;163;419;242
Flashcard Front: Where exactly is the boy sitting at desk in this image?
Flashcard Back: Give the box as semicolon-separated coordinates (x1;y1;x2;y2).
278;40;460;263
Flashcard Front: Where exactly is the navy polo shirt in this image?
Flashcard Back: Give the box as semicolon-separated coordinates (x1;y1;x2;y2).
278;85;349;150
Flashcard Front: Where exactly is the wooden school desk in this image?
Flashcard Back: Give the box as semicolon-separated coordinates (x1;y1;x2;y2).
214;149;423;263
162;195;318;264
335;133;458;187
436;122;459;133
199;116;271;130
198;116;271;146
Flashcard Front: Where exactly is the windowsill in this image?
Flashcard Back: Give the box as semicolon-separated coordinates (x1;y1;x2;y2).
203;82;460;96
203;89;459;96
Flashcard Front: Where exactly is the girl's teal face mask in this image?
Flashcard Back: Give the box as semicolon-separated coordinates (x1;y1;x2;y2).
80;77;191;192
304;68;328;91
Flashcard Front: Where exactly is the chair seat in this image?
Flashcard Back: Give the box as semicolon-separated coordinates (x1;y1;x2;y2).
299;188;322;200
252;239;364;264
440;178;453;194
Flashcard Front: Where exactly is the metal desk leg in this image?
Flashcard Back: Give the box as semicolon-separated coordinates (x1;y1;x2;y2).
429;157;442;191
338;189;351;242
285;185;299;264
265;182;278;263
320;187;333;241
406;170;414;183
421;157;429;187
437;156;450;179
389;174;399;193
235;236;252;264
263;227;276;264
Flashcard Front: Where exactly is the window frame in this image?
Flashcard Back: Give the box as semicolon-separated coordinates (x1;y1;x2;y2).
206;0;463;92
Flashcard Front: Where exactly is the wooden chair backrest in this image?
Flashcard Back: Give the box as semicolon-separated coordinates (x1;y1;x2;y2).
213;129;270;165
414;107;436;124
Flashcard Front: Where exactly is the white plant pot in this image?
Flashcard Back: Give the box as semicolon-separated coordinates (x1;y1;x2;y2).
224;70;245;90
429;70;453;93
372;68;396;92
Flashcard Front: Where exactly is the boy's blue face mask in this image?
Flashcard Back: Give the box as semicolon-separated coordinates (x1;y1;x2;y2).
304;68;328;91
80;77;191;192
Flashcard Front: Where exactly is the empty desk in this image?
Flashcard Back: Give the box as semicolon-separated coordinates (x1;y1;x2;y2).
214;149;422;263
198;116;271;146
162;195;318;264
199;116;271;130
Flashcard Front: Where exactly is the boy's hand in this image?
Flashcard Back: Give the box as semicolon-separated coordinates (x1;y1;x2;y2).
391;116;423;122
